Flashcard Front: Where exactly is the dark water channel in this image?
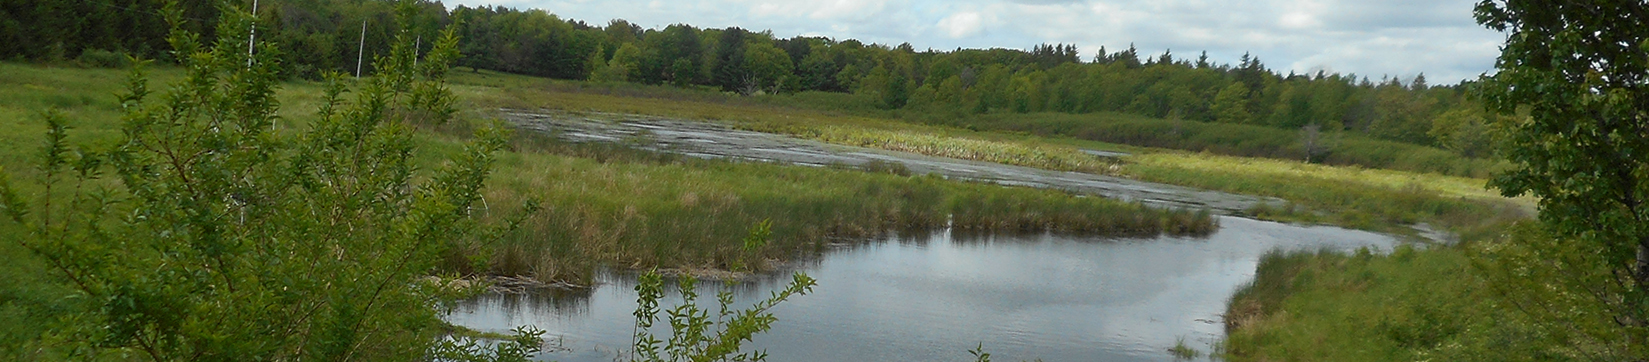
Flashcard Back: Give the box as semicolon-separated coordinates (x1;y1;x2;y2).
446;217;1399;361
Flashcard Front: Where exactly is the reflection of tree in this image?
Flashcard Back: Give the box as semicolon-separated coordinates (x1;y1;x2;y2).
485;287;597;320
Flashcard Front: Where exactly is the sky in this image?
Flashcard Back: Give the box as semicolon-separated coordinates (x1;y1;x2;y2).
441;0;1508;84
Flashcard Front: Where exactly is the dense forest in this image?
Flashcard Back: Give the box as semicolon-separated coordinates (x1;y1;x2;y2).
0;0;1498;157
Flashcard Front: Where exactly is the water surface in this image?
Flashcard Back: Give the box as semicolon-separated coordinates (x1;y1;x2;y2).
503;110;1281;213
447;216;1398;361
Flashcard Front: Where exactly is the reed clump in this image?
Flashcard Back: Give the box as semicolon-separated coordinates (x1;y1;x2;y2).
948;192;1216;237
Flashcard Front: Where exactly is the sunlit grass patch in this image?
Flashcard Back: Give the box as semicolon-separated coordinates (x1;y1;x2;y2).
1122;151;1530;235
795;125;1116;174
1131;152;1526;208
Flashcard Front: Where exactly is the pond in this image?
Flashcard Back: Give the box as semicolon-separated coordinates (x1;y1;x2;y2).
445;216;1399;361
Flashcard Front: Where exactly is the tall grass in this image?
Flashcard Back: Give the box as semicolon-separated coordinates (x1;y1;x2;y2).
920;112;1507;178
1223;243;1556;361
470;130;1214;283
1123;151;1529;235
791;125;1116;174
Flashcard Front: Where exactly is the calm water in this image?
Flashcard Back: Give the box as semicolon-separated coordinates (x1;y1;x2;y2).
446;216;1399;361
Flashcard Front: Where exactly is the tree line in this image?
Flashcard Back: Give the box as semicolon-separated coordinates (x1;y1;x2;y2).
1;0;1498;157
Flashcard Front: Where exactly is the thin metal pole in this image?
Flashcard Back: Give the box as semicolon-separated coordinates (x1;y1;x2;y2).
413;36;420;67
247;0;257;68
356;20;367;78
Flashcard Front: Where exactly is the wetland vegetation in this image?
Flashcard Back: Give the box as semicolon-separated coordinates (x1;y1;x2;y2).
5;0;1645;360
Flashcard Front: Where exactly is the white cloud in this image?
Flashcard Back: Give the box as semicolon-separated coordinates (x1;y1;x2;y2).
936;11;985;38
440;0;1503;83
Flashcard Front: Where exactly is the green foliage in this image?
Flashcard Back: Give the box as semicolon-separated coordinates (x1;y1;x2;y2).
938;112;1503;178
488;131;1214;282
1126;152;1524;233
1167;337;1200;360
74;49;132;69
6;0;1498;165
1475;1;1649;358
742;43;793;94
1211;82;1251;124
967;342;991;362
1223;244;1557;362
590;43;642;83
1475;224;1639;359
432;326;548;362
0;1;541;360
629;270;817;362
792;125;1115;174
1426;108;1497;158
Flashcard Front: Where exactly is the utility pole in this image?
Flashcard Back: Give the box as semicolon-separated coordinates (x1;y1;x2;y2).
356;19;367;78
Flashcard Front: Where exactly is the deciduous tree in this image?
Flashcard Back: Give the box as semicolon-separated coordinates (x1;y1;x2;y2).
1475;0;1649;358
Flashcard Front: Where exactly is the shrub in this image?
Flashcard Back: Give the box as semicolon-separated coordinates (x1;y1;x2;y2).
74;49;130;68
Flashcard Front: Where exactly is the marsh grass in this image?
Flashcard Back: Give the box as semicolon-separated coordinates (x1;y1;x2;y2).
472;130;1213;282
793;125;1116;174
1222;243;1554;361
1124;151;1530;235
923;111;1509;178
442;70;1531;237
1;63;1215;289
1168;337;1202;360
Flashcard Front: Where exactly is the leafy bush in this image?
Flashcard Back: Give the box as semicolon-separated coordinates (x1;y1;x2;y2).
628;270;816;362
0;1;543;360
74;49;130;69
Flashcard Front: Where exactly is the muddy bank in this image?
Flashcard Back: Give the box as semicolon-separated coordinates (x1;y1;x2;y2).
502;110;1281;214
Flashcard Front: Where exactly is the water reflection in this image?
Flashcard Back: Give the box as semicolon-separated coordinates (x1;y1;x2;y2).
447;216;1398;362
